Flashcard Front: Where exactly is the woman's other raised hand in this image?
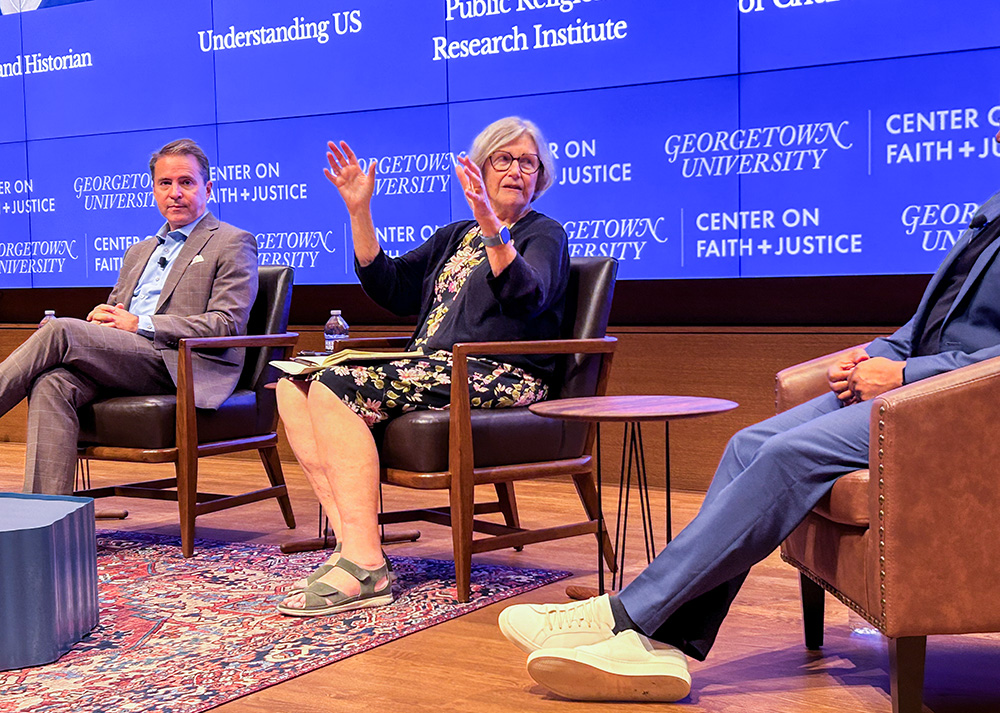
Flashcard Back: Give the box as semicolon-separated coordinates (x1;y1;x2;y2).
324;140;375;216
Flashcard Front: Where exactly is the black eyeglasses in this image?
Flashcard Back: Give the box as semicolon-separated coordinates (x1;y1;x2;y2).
488;150;542;174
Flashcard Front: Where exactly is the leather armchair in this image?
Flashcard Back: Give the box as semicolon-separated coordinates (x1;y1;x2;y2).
778;345;1000;713
75;266;299;556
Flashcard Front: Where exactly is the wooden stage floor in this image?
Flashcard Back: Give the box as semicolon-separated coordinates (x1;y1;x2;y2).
1;443;997;712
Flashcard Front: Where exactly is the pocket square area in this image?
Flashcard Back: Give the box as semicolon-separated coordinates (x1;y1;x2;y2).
191;255;205;264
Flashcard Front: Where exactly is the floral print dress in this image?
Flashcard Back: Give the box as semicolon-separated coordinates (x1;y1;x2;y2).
313;226;549;427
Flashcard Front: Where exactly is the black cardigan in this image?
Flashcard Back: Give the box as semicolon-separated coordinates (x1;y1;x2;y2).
356;211;570;380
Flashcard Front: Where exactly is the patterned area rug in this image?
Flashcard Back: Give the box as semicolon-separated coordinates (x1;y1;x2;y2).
0;531;569;713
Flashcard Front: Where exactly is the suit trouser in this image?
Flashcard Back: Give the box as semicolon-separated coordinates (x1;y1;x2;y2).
0;318;175;495
617;391;872;661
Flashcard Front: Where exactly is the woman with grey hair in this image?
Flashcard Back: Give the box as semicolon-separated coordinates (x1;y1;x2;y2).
276;116;569;617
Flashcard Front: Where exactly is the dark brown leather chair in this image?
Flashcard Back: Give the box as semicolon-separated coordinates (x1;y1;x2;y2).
340;257;619;601
75;265;299;556
777;345;1000;713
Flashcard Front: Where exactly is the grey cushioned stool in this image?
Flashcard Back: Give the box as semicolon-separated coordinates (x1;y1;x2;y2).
0;493;98;670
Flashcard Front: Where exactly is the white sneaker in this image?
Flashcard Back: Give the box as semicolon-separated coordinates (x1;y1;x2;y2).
498;595;616;654
526;629;691;702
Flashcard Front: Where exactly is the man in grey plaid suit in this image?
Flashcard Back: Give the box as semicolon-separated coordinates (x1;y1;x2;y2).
0;139;258;494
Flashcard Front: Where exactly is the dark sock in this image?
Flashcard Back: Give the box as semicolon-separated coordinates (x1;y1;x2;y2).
608;594;640;634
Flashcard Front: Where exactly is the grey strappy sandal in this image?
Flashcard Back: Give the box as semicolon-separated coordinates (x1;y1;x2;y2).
277;556;394;617
288;547;396;595
288;543;342;594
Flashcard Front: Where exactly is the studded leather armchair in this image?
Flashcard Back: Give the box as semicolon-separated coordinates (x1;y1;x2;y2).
777;345;1000;713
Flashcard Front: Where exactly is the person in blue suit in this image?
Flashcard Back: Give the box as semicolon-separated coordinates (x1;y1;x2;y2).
498;132;1000;702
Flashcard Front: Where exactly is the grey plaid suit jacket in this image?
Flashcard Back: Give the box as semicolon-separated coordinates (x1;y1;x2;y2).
108;212;258;409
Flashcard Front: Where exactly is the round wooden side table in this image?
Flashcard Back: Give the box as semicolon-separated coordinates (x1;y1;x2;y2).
529;394;738;597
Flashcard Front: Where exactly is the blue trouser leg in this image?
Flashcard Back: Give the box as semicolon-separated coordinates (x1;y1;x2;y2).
618;392;872;660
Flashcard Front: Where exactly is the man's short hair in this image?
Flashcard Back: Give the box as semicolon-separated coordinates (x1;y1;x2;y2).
149;139;211;183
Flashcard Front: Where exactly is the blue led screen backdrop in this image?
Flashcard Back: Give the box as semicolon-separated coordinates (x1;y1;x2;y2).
1;0;999;287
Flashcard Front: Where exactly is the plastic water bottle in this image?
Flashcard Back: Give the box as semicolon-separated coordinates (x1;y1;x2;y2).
38;310;56;328
324;309;350;351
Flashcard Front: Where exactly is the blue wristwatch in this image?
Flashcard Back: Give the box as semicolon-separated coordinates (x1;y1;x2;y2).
481;226;512;248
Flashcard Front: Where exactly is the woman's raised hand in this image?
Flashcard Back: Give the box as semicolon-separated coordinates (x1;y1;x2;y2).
455;154;500;232
324;140;375;215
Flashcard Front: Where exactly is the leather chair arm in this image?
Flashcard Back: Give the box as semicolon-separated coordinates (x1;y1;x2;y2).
775;343;871;413
872;354;1000;635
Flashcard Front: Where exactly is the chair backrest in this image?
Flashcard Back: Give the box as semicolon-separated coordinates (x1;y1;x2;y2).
554;257;617;399
240;265;294;393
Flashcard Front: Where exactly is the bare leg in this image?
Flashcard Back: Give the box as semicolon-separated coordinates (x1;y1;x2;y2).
276;378;344;537
280;380;386;607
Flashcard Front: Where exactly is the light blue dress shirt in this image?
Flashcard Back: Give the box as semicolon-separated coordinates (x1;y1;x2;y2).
131;212;207;338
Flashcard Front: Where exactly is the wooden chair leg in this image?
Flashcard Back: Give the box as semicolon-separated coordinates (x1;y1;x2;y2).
494;482;520;529
800;573;825;650
889;636;926;713
259;445;296;528
493;482;523;552
450;476;476;603
176;456;198;558
572;471;617;573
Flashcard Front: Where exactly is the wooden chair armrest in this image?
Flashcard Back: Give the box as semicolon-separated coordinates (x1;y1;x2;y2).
775;342;871;413
331;336;412;351
446;336;618;480
175;332;300;453
177;333;300;400
873;354;1000;634
179;332;300;351
452;336;618;359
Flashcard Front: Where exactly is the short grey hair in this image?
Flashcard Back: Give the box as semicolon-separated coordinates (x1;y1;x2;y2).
149;139;211;183
468;117;555;200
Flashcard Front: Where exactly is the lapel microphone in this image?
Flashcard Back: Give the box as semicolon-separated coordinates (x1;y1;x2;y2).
969;214;988;230
158;256;168;269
